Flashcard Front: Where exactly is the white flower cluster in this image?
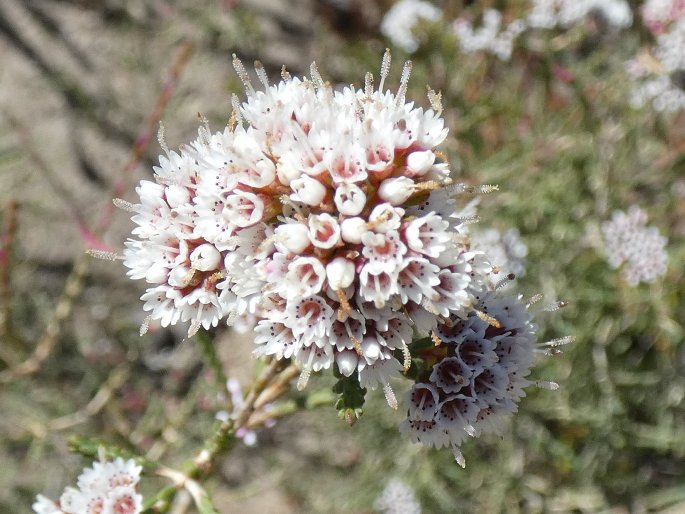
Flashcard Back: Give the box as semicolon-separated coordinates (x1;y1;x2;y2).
602;206;668;285
400;289;543;466
123;52;498;403
641;0;685;35
380;0;442;53
471;228;528;279
380;0;632;59
374;478;422;514
33;458;142;514
527;0;632;30
627;16;685;113
121;52;561;464
453;10;526;61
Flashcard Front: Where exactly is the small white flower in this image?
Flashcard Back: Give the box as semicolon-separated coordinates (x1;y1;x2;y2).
290;175;327;206
374;478;422;514
284;256;327;299
334;182;367;215
274;222;311;254
308;213;341;249
602;206;668;285
326;257;356;290
380;0;442;53
34;458;143;514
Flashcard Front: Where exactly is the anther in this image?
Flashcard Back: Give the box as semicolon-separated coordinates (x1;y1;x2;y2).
535;380;560;390
336;290;351;321
350;334;364;357
383;383;398;410
281;65;292;82
397;60;413;106
157;122;169;154
402;341;411;373
475;310;501;328
525;293;543;308
231;94;243;125
310;62;324;89
112;198;137;212
544;300;568;312
86;249;123;261
254;60;269;88
297;367;312;391
379;49;391;91
540;336;575;347
232;54;255;95
364;72;374;97
140;315;152;336
188;319;201;338
427;87;442;114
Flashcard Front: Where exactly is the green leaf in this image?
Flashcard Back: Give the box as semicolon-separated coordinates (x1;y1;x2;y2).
333;373;366;426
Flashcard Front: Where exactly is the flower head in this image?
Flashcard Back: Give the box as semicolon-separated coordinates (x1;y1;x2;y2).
380;0;442;53
400;288;550;466
123;51;496;402
601;206;668;285
33;458;143;514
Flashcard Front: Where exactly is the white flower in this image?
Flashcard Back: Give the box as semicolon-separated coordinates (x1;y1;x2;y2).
33;458;143;514
122;51;494;404
374;478;422;514
453;9;526;61
527;0;632;30
601;206;668;285
641;0;685;35
32;496;63;514
471;227;528;279
380;0;442;53
627;18;685;113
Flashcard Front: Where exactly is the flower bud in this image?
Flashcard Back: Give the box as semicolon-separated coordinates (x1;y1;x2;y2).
406;150;435;176
336;350;359;377
190;244;222;271
274;223;310;254
378;177;415;205
334;183;367;216
341;217;367;244
145;265;168;284
362;337;382;363
276;156;301;185
326;257;355;290
165;184;191;207
291;175;327;206
168;265;191;287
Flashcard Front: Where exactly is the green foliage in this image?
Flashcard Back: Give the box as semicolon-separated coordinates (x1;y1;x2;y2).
333;371;367;426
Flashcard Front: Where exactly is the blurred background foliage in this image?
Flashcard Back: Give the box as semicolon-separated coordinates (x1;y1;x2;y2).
0;0;684;512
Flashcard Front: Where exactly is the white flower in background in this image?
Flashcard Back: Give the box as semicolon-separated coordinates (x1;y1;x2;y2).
602;206;668;285
122;51;495;404
471;228;528;279
527;0;632;29
374;478;422;514
453;9;526;61
33;457;143;514
627;17;685;113
641;0;685;35
381;0;442;53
